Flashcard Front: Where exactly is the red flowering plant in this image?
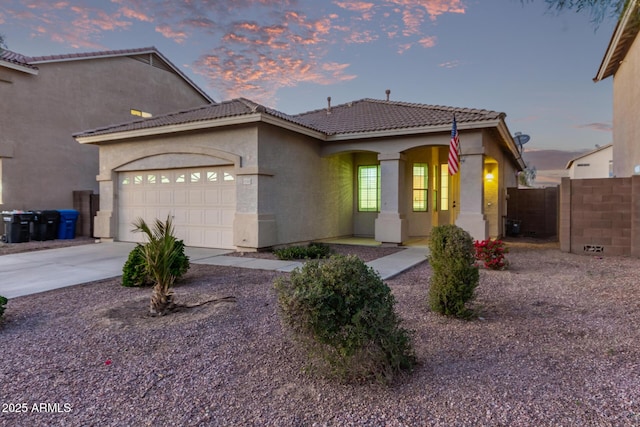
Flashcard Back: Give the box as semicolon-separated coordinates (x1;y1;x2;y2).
474;239;509;270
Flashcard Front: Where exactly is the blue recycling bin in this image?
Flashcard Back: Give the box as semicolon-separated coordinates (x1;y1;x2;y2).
57;209;79;239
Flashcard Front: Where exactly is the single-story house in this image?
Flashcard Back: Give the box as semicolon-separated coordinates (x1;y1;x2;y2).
74;97;525;250
0;47;212;212
566;144;613;179
593;0;640;177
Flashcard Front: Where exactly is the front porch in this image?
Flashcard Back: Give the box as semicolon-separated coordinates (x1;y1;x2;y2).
344;141;505;244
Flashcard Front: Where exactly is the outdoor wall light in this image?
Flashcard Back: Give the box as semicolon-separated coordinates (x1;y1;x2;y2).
485;173;494;181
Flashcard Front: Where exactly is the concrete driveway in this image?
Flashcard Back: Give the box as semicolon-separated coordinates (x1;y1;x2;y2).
0;242;231;299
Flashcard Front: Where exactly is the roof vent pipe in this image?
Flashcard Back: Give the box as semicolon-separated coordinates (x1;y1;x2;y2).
327;96;331;114
385;89;390;101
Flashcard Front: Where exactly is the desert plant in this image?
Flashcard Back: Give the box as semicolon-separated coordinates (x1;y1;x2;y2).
121;244;153;287
428;225;479;318
275;254;415;383
474;239;509;270
132;216;189;316
273;242;333;260
122;241;189;287
0;295;7;319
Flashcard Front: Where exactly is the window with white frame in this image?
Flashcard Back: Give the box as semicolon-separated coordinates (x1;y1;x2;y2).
358;165;380;212
440;163;449;211
412;163;428;211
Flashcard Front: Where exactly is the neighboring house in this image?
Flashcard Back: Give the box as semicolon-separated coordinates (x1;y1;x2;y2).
566;144;613;179
74;98;525;250
0;47;213;212
594;0;640;177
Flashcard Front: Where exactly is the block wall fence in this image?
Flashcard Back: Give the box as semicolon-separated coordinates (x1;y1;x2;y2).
559;176;640;257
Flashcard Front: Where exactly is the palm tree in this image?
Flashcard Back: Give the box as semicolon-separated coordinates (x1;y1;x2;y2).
522;0;629;25
132;216;183;316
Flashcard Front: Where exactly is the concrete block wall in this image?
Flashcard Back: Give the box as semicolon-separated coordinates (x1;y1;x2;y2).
559;176;639;257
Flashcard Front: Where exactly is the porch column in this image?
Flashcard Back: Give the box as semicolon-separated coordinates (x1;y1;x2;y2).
375;152;408;244
455;151;488;241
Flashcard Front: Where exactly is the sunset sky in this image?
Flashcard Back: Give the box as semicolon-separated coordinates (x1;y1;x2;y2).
0;0;618;152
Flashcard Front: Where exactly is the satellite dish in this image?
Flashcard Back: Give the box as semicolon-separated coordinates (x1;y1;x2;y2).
513;132;530;153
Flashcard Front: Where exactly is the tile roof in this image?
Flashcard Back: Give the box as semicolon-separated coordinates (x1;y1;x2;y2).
1;47;160;68
74;98;309;137
0;49;39;71
292;98;504;135
26;46;160;64
75;97;505;139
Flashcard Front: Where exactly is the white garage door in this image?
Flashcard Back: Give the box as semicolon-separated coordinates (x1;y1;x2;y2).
118;167;236;249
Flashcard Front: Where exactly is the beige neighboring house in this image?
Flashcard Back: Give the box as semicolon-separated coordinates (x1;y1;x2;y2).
566;144;613;179
74;98;525;250
594;0;640;177
0;47;213;212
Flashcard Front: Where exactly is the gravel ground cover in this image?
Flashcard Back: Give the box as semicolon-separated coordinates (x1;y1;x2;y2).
1;240;639;426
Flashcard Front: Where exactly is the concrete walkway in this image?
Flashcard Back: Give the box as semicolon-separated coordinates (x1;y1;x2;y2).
0;242;427;299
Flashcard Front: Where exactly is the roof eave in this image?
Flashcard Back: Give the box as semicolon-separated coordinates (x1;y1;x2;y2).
496;120;526;171
594;0;638;81
0;61;38;75
75;112;325;145
325;119;502;141
75;115;263;144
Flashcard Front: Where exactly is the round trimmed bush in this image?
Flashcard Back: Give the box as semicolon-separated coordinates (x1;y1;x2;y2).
275;254;415;383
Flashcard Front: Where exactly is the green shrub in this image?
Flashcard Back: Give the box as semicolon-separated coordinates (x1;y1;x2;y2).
275;254;415;383
0;295;7;319
428;225;479;318
122;240;190;288
273;242;333;260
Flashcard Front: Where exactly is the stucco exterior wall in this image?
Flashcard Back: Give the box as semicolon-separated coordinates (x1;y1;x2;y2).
91;125;254;242
612;32;640;177
352;152;379;237
0;55;210;211
256;124;354;246
568;146;613;179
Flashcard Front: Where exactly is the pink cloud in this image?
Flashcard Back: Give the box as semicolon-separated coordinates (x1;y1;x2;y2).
343;30;378;44
387;0;466;21
398;43;412;54
418;35;436;48
156;24;187;44
193;44;355;105
3;0;466;107
119;6;153;23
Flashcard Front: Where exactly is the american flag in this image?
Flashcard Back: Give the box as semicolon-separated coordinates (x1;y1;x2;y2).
448;115;460;175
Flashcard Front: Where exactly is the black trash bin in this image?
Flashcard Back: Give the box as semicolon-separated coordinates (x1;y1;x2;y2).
505;219;522;237
32;210;61;241
2;212;34;243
